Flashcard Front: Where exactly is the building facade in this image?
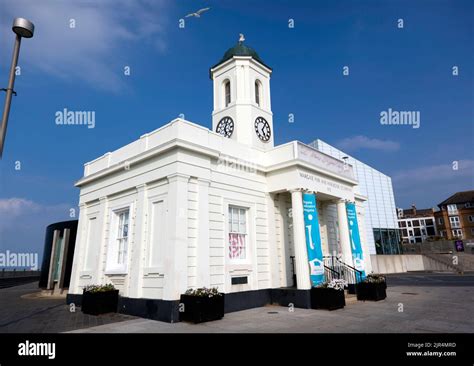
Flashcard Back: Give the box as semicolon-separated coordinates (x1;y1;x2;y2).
309;139;401;255
67;40;372;321
434;190;474;242
397;206;437;243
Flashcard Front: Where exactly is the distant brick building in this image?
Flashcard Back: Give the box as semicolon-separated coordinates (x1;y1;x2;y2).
397;205;437;243
434;190;474;242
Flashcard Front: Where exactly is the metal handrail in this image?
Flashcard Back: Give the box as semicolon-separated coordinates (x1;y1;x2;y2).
323;265;340;282
323;255;363;284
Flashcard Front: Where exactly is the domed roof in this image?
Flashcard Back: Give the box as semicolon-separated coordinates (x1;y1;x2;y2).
210;40;271;72
220;43;265;65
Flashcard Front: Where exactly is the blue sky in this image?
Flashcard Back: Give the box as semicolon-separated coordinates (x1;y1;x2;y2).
0;0;472;260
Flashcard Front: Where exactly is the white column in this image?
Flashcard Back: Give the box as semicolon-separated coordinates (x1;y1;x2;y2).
96;197;109;285
266;193;280;288
337;199;354;266
69;203;86;294
163;173;189;300
277;195;291;287
290;189;311;290
197;179;210;288
128;184;147;298
319;201;330;257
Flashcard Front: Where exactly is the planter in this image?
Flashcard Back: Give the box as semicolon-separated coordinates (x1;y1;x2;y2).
81;289;119;315
356;282;387;301
310;287;345;310
179;293;225;323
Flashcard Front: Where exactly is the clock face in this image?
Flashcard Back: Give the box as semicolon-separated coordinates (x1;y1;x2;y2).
216;116;234;138
254;117;271;142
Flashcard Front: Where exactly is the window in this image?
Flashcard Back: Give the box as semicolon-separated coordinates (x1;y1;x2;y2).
399;221;406;228
425;219;433;226
228;206;247;260
452;229;463;239
106;208;130;272
465;202;472;208
447;204;458;214
413;220;420;227
255;81;261;106
426;227;436;236
402;229;408;237
116;210;129;265
449;216;460;228
469;215;474;223
471;228;474;235
224;80;231;107
438;217;443;225
407;221;412;227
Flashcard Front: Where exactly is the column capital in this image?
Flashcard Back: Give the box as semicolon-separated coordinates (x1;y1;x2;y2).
136;183;147;192
167;173;190;183
197;178;211;186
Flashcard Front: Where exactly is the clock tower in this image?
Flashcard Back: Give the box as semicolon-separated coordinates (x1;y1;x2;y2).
210;36;274;149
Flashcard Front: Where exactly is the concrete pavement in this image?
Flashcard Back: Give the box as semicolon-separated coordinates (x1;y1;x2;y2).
70;274;474;333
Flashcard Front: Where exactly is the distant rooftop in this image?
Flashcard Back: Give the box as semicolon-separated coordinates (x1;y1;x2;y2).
438;190;474;207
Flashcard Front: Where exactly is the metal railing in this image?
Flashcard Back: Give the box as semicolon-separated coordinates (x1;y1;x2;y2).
323;256;363;285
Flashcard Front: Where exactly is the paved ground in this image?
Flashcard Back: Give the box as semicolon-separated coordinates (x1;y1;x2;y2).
0;282;135;333
70;273;474;333
1;274;473;333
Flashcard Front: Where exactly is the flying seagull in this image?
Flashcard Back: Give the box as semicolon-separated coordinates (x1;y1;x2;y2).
239;33;245;43
185;7;210;18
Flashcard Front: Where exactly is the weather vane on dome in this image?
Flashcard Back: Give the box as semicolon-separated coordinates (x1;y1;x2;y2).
239;33;245;44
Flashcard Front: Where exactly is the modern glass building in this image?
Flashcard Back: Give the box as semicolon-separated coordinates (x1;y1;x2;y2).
309;139;402;255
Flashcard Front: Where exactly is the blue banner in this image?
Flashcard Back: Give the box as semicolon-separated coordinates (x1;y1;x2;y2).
345;202;366;278
302;193;324;286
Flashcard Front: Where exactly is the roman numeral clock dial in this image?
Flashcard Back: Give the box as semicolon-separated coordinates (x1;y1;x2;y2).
254;116;271;142
216;116;234;138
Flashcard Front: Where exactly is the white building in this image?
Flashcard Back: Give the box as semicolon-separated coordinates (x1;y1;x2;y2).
397;206;437;243
68;39;372;322
309;140;401;255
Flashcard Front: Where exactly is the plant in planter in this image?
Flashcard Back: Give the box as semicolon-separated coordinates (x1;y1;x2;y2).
356;274;387;301
81;283;119;315
311;279;347;310
179;287;224;323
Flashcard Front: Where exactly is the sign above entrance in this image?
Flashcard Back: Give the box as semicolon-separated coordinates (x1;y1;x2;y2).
302;193;324;286
297;143;354;180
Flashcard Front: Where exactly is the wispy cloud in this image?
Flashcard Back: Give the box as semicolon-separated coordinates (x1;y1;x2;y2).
392;159;474;185
392;160;474;208
0;0;171;91
0;197;71;222
336;135;400;152
0;197;73;256
0;198;39;217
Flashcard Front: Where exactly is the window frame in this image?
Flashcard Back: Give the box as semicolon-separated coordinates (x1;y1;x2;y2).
224;80;231;107
227;205;249;263
105;205;132;274
255;80;261;107
447;204;458;214
452;229;463;239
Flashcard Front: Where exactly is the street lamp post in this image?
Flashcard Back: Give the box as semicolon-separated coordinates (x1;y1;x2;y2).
0;18;35;158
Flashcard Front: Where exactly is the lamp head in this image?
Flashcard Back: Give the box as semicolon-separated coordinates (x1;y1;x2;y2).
12;18;34;38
